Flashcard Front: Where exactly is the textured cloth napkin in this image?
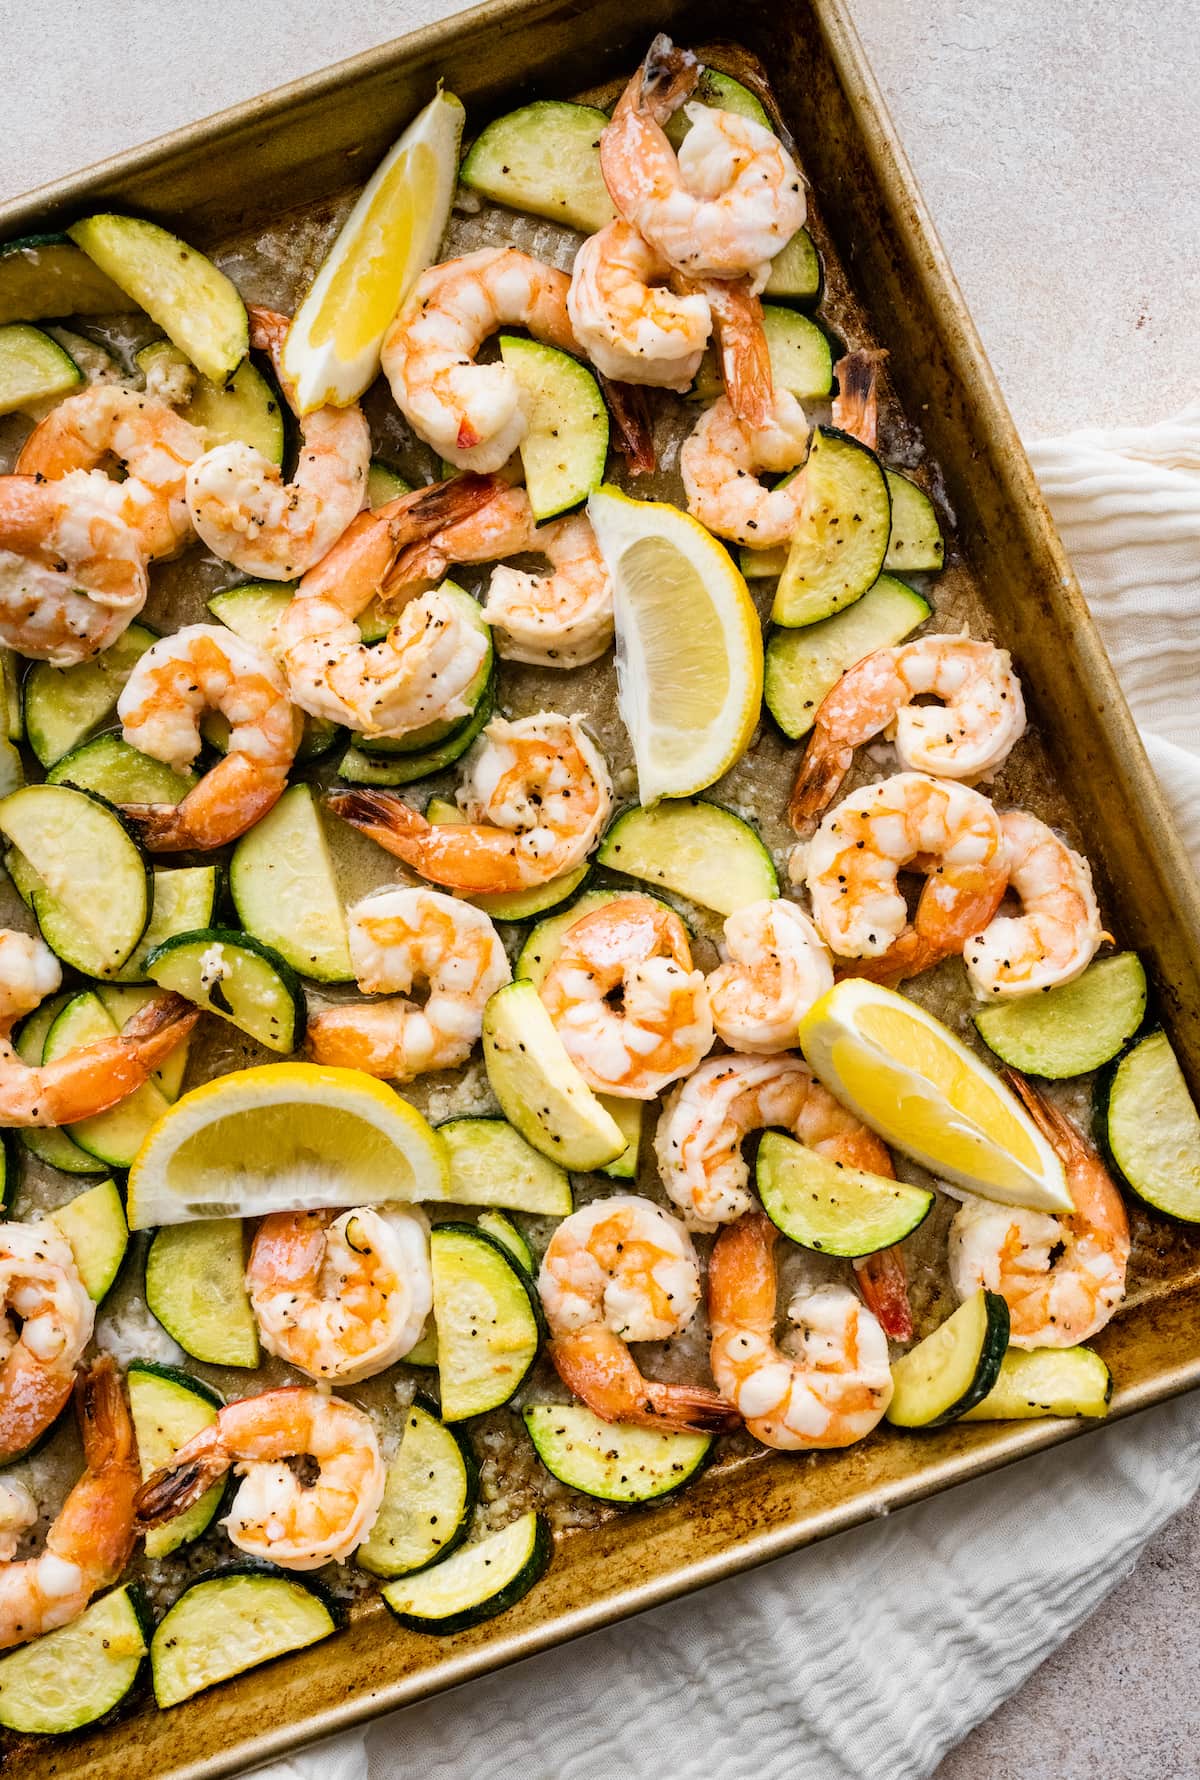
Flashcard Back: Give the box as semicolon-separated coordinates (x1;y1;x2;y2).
257;411;1200;1779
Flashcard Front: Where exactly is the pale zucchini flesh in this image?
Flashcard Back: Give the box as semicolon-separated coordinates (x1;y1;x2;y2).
0;783;150;977
515;888;627;990
0;322;82;416
772;428;892;627
1100;1029;1200;1221
431;1222;542;1421
764;227;821;302
145;1219;260;1367
13;993;107;1175
499;334;608;521
886;1289;1010;1428
46;731;197;805
755;1131;933;1256
0;1584;147;1735
439;1115;573;1215
960;1345;1112;1421
476;1209;534;1274
597;800;777;915
381;1508;551;1632
0;232;133;325
43;990;176;1168
357;1397;477;1577
764;575;930;739
691;307;831;405
47;1178;128;1302
229;783;353;982
127;1361;225;1558
146;928;305;1053
460;102;616;235
524;1404;711;1503
111;865;219;984
975;953;1147;1079
137;339;284;464
150;1567;337;1707
22;621;157;767
883;470;945;573
482;980;627;1171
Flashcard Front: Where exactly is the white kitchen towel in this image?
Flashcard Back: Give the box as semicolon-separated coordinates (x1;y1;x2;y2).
258;410;1200;1780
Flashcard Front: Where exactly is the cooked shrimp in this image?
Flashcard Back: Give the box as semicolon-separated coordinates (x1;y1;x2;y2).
16;384;205;562
186;307;370;578
134;1386;385;1571
247;1206;433;1383
307;888;510;1080
964;809;1105;997
709;1212;893;1450
706;898;834;1052
117;623;300;849
949;1073;1129;1347
539;894;713;1098
830;348;886;450
789;636;1028;826
276;475;498;738
538;1195;738;1433
0;1223;94;1465
0;1359;139;1650
0;1482;36;1564
801;772;1009;983
568;220;710;390
327;712;612;894
0;930;198;1133
600;36;805;287
680;391;810;546
381;248;578;472
0;474;149;664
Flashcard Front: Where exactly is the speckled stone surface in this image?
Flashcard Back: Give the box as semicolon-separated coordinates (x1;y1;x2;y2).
7;5;1200;1774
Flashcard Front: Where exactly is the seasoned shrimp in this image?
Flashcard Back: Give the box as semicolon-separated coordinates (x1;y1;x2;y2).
15;383;205;562
0;929;198;1134
134;1386;385;1571
0;1482;36;1564
381;248;578;472
600;36;805;287
0;474;149;664
117;623;300;849
830;348;886;450
539;894;713;1099
709;1212;893;1450
307;888;510;1080
275;475;498;737
680;391;810;546
801;772;1009;983
949;1074;1129;1347
247;1206;433;1383
186;307;370;578
0;1222;94;1465
327;712;612;894
706;898;834;1052
789;635;1028;825
965;809;1105;997
538;1195;738;1433
0;1359;139;1650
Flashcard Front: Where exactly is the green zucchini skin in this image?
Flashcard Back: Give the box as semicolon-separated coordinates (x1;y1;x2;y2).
356;1392;479;1579
381;1512;552;1635
0;1131;13;1215
1095;1027;1200;1222
0;1583;151;1736
924;1291;1011;1427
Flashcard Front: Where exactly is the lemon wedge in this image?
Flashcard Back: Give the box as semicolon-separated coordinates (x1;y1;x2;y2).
798;980;1071;1212
127;1062;450;1228
281;89;464;412
588;486;763;804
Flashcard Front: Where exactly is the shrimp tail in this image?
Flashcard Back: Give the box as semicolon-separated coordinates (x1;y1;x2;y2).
76;1354;135;1471
134;1436;225;1529
599;375;657;475
788;737;853;831
636;33;702;120
325;789;427;865
1004;1069;1087;1164
61;1357;140;1586
852;1245;914;1342
702;278;774;430
831;349;887;452
115;990;200;1060
548;1329;740;1435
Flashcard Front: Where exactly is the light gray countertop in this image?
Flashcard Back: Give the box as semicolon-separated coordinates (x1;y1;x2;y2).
9;4;1200;1774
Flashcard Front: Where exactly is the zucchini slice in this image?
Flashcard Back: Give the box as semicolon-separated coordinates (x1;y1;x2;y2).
886;1289;1010;1429
337;673;495;786
0;784;149;976
691;307;832;405
439;1115;573;1216
206;583;340;762
145;1219;260;1367
763;574;930;739
47;1178;128;1302
1;647;22;743
764;227;821;303
1099;1028;1200;1221
43;990;178;1168
22;620;157;767
357;1396;478;1578
111;865;220;985
663;67;771;146
597;800;777;915
755;1130;933;1256
93;984;190;1099
0;1584;148;1735
151;1564;339;1708
0;1132;13;1216
13;993;106;1175
0;231;133;325
381;1509;551;1633
0;737;21;798
524;1403;711;1502
883;470;945;574
68;215;248;385
515;888;627;989
128;1361;225;1558
476;1209;534;1275
146;928;305;1054
430;1222;543;1421
482;980;628;1172
136;339;284;465
230;783;353;983
354;585;492;756
960;1345;1112;1421
975;953;1148;1079
425;796;592;921
0;322;82;415
47;731;197;805
461;101;616;235
406;1316;440;1368
367;459;412;509
772;428;892;627
599;1094;643;1181
498;335;608;521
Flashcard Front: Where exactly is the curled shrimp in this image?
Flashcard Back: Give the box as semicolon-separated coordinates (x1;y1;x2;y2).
0;1483;36;1564
381;248;578;472
0;474;149;664
134;1386;385;1571
600;36;805;287
789;635;1028;826
0;929;198;1132
709;1211;893;1450
117;622;300;850
15;384;205;563
568;220;711;390
949;1073;1129;1347
680;391;810;546
965;809;1105;997
276;474;499;738
800;772;1009;983
706;898;834;1053
538;1194;738;1434
246;1206;433;1383
186;307;370;579
0;1358;139;1650
0;1222;94;1465
327;711;612;894
538;894;713;1099
307;888;510;1080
